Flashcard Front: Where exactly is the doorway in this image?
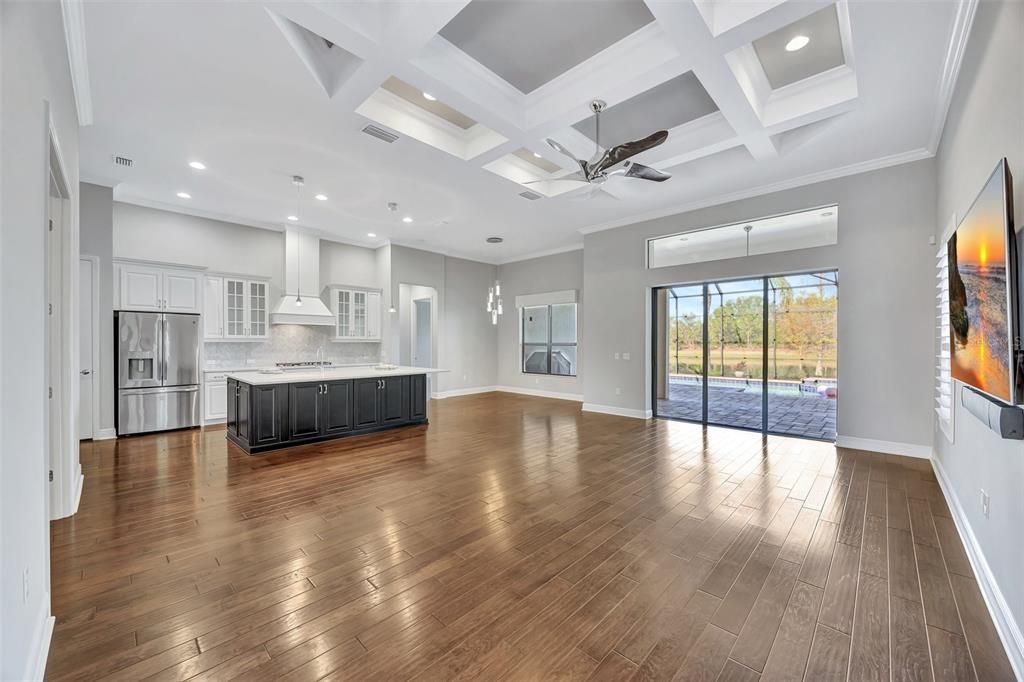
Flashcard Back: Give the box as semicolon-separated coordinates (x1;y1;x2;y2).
653;271;838;441
46;123;81;520
78;257;100;440
412;297;433;392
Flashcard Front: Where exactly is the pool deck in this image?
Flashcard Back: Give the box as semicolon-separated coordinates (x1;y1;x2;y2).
657;378;836;441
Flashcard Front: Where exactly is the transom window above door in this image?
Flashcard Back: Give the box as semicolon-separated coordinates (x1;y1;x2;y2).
647;205;839;269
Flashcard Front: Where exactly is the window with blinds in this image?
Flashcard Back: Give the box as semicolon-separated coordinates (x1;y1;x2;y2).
936;219;955;442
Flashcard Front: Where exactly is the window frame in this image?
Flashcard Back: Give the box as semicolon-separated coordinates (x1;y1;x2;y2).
521;303;577;377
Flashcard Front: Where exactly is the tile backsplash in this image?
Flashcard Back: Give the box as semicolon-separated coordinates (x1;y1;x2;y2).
204;325;381;368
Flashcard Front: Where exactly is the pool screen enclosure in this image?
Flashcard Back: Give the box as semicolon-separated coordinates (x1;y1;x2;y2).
653;271;838;441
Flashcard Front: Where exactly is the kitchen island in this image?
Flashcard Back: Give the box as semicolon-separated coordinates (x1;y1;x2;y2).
224;366;445;454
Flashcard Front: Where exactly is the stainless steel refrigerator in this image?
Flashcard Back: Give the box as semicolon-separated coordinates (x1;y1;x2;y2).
116;311;200;435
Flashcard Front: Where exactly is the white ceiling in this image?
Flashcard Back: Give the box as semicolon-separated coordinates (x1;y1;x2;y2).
77;0;971;264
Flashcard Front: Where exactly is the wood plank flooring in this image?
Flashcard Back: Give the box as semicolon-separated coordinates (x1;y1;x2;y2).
47;393;1014;681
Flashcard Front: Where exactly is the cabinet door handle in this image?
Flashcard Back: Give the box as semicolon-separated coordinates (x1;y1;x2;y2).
323;383;328;394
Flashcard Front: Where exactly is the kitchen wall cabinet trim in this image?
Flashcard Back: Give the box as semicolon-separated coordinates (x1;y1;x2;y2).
115;260;203;313
204;274;270;341
324;285;382;342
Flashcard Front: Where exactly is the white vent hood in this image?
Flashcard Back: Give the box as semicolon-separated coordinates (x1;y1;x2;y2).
271;229;334;326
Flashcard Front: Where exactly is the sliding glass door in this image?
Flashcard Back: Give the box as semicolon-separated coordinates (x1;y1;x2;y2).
707;279;765;431
654;271;838;441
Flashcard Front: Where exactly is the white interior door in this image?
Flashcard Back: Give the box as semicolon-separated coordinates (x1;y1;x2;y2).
78;258;94;440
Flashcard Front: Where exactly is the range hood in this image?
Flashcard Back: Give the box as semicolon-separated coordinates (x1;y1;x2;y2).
271;230;334;326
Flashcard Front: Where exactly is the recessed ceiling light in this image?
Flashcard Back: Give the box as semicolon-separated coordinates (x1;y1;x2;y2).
314;194;327;201
367;232;377;238
287;215;298;222
532;152;542;158
422;92;437;101
821;211;834;217
402;216;413;223
188;161;206;170
176;192;191;199
486;236;503;244
785;35;810;52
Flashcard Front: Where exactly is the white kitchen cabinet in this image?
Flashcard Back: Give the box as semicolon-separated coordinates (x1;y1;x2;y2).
204;372;228;421
326;286;382;341
205;275;269;341
203;276;224;339
116;261;202;313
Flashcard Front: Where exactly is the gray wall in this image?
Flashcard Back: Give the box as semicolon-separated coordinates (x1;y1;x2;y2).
934;0;1024;652
387;244;498;394
584;160;937;450
80;184;115;433
1;1;80;677
497;250;584;397
113;202;285;293
320;239;379;291
443;256;499;392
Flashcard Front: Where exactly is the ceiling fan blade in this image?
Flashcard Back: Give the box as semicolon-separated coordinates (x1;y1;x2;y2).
624;162;671;182
594;130;669;174
545;138;582;165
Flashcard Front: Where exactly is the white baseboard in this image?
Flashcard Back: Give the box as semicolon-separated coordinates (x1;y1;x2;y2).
495;386;583;402
203;418;226;426
582;403;653;419
932;456;1024;680
835;435;933;459
71;472;84;516
93;427;117;440
432;385;499;399
23;594;54;681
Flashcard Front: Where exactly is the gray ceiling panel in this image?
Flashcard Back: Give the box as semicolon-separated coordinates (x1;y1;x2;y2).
440;0;655;93
572;72;718;146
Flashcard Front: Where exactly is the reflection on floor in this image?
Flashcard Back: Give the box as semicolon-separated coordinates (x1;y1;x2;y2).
657;378;837;440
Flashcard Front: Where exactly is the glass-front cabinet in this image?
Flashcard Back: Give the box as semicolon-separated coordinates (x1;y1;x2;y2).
327;286;381;342
204;274;270;341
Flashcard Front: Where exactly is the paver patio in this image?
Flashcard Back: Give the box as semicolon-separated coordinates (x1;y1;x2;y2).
656;377;836;440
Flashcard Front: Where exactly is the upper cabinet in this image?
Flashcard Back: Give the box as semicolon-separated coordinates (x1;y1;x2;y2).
115;261;202;313
325;286;381;342
205;275;269;341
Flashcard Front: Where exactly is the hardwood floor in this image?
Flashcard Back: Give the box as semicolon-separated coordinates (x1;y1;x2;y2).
47;393;1014;681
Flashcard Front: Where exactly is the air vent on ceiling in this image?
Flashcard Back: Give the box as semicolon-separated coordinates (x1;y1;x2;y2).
112;155;134;168
361;125;399;143
518;190;542;201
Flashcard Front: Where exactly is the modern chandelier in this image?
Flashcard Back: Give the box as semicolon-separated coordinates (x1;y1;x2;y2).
486;279;503;325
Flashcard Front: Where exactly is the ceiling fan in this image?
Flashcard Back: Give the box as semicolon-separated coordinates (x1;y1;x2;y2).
531;99;672;191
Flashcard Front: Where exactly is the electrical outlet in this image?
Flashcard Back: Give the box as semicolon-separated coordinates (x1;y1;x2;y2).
615;387;621;395
981;489;990;518
622;352;631;360
614;352;620;360
534;377;540;385
23;567;29;604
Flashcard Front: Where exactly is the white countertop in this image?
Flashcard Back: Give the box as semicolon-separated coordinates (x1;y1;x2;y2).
226;365;447;385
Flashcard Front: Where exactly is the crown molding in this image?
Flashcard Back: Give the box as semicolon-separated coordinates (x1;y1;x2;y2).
577;147;934;236
496;243;584;266
60;0;93;126
927;0;978;154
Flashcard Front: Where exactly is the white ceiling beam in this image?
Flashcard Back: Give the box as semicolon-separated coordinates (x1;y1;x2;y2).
711;0;835;52
646;0;778;161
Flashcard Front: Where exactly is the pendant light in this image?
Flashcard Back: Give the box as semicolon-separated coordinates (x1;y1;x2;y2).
743;224;753;257
292;175;305;306
487;279;503;325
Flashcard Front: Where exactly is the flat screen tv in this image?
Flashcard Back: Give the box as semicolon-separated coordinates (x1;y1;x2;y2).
948;158;1018;404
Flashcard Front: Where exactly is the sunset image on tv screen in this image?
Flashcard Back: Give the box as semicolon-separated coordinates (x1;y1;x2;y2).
948;166;1012;402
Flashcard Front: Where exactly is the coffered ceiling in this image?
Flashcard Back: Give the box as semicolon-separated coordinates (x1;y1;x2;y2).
77;0;975;263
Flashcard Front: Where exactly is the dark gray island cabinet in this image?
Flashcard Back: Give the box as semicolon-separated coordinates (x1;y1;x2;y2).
225;369;432;454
